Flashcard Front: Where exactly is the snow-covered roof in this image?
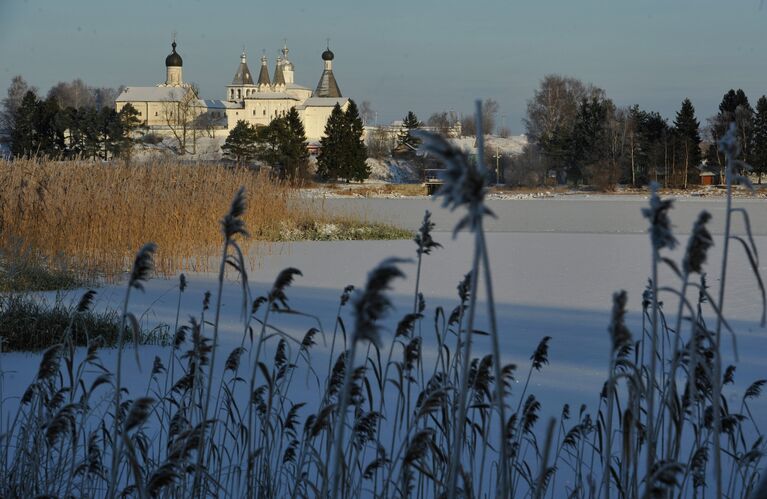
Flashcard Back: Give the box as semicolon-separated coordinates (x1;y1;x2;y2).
198;99;235;109
116;86;191;102
286;83;310;91
246;92;301;100
298;97;349;108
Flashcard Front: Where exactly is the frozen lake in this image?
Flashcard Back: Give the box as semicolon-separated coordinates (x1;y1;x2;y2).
3;195;765;421
308;194;767;235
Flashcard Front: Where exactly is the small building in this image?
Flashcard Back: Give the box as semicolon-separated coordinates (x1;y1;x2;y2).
698;165;720;186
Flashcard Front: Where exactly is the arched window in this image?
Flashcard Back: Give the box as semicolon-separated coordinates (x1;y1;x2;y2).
263;109;266;116
237;89;241;99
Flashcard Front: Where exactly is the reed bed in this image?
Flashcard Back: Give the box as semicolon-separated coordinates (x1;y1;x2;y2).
0;114;765;498
0;158;409;280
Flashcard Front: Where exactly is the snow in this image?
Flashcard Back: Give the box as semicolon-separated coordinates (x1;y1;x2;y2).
2;197;765;414
449;134;528;156
1;197;765;494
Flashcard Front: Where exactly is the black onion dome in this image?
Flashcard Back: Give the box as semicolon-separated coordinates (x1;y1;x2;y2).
166;42;183;67
321;49;334;61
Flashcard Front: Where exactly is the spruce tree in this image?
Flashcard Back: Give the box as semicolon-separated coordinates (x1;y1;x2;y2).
673;98;702;188
256;117;288;171
283;107;310;182
117;103;144;161
10;91;37;158
222;120;259;166
398;110;421;149
344;100;370;182
753;95;767;184
317;104;347;181
714;89;753;162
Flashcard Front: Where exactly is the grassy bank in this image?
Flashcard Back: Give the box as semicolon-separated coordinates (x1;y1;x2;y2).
0;293;169;351
0;159;409;281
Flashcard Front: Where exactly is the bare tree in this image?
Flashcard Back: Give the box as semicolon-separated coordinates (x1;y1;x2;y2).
1;76;37;141
482;98;500;135
94;86;124;109
162;85;201;155
460;114;476;137
360;101;375;126
47;79;96;109
426;111;454;136
507;143;548;187
524;74;604;177
366;127;395;159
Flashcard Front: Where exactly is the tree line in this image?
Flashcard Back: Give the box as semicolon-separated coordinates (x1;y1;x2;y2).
517;75;767;188
222;100;369;183
1;76;141;160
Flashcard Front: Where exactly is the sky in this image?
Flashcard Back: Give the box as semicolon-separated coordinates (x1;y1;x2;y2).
0;0;765;132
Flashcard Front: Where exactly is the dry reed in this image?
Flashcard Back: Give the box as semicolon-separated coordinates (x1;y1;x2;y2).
0;158;407;279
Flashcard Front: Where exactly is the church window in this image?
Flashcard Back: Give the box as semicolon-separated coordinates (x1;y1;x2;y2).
237;89;241;99
263;110;266;116
253;110;256;116
155;112;158;116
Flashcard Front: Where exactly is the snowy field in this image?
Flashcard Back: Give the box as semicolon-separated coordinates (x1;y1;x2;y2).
2;196;765;428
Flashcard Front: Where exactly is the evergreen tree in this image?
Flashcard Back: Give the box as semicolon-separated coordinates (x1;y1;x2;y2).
753;95;767;184
571;96;610;184
35;97;66;157
282;107;310;182
713;89;753;162
255;118;287;168
97;107;123;160
317;104;347;181
673;98;702;188
80;108;102;160
344;100;370;182
398;111;421;149
222;120;259;166
117;103;145;162
10;91;38;158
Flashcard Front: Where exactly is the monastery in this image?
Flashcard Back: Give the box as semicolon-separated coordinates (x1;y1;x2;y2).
115;40;349;141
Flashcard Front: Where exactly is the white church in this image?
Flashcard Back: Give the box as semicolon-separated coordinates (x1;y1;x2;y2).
115;40;350;142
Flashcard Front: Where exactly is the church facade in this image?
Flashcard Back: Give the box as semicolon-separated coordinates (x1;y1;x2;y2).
115;41;349;142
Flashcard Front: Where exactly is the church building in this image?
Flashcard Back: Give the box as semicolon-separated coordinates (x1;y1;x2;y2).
115;40;350;142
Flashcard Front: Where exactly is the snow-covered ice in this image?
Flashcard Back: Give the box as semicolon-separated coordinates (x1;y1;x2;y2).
2;197;765;426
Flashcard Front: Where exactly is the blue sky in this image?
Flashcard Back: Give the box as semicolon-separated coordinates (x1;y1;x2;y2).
1;0;765;131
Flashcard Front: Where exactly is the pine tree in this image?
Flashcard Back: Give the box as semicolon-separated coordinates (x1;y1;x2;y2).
753;96;767;184
80;108;101;160
344;100;370;182
714;89;753;162
673;98;702;188
283;107;310;182
222;120;259;166
117;103;144;161
256;117;288;171
398;110;421;149
317;104;347;181
10;91;37;158
97;107;123;160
